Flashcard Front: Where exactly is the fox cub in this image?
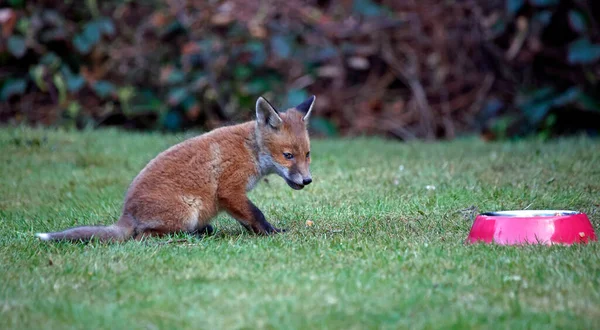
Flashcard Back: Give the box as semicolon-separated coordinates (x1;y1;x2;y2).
36;96;316;241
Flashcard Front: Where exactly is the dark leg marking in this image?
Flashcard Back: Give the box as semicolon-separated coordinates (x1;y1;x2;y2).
246;201;285;234
193;224;214;237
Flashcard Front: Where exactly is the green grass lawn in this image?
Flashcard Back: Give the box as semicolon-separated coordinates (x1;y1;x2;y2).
1;127;599;329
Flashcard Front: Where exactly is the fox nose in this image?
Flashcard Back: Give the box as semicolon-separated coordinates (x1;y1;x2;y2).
302;178;312;185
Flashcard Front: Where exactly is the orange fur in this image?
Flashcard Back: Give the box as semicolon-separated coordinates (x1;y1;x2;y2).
36;96;316;242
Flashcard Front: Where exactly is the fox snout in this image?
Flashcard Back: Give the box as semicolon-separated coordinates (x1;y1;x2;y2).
285;171;312;190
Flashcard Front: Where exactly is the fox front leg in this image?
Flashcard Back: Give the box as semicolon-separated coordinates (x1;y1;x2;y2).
246;201;285;234
219;194;283;234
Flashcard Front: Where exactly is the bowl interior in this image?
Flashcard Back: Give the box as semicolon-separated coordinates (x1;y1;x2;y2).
480;210;578;217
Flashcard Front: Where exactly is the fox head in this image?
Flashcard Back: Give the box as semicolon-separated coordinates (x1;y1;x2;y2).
255;95;315;190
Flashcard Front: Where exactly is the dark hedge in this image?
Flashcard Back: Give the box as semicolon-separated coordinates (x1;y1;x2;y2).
1;0;599;139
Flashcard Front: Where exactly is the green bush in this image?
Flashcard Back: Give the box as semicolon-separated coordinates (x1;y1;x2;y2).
1;0;599;139
481;0;600;139
1;0;347;133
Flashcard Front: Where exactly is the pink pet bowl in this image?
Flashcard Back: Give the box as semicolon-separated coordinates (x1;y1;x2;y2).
467;210;597;245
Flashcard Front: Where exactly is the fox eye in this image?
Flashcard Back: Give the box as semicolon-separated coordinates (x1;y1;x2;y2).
306;152;310;158
283;152;294;160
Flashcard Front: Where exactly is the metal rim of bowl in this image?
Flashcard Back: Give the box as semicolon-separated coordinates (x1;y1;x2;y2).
481;210;579;217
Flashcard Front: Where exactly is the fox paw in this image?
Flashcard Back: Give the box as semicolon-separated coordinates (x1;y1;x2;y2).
264;226;286;235
194;224;214;236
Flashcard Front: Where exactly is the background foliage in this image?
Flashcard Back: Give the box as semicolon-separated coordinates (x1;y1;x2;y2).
1;0;599;139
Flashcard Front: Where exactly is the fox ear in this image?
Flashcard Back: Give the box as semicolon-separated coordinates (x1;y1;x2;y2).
296;95;316;122
256;97;282;129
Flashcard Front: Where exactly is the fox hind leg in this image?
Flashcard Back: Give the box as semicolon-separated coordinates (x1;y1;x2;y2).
127;197;204;240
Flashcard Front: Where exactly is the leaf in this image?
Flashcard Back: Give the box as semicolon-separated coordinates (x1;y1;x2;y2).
236;94;254;109
234;65;252;80
8;0;24;8
520;87;583;125
82;21;101;45
159;21;185;38
7;35;26;58
285;89;309;109
60;66;85;92
567;38;600;65
92;80;116;98
246;77;269;94
577;93;600;112
168;71;185;85
40;27;67;42
309;117;339;137
42;10;64;26
73;21;102;54
518;87;555;125
490;115;518;140
480;98;504;118
162;111;183;131
73;34;92;54
532;11;552;26
29;65;47;91
353;0;385;17
313;45;337;62
67;101;81;118
180;94;194;108
40;52;61;69
161;66;185;85
130;89;165;114
520;86;555;103
506;0;525;15
271;35;292;59
529;0;559;6
167;87;189;106
0;78;27;101
545;113;557;127
190;73;208;91
67;75;85;93
53;73;67;104
117;86;135;103
551;87;580;107
522;101;551;125
117;86;136;114
568;10;587;33
15;15;28;34
96;17;115;36
491;20;507;36
245;41;267;66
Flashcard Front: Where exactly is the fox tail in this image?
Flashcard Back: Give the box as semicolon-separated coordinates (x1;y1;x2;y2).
36;215;135;242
